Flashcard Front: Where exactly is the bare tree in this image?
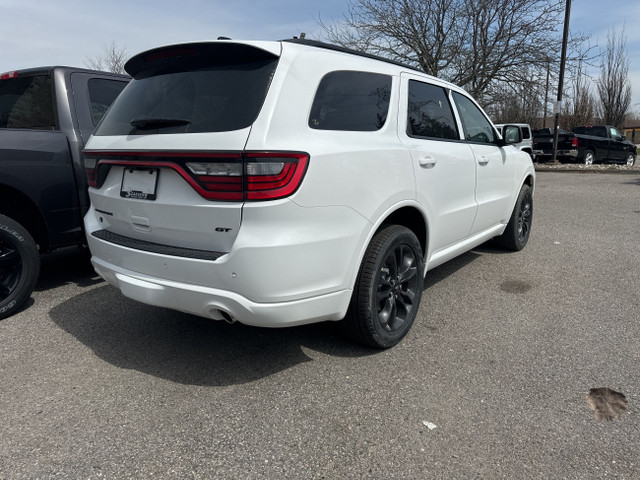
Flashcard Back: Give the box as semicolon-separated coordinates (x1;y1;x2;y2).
597;29;632;130
561;59;598;129
85;42;129;75
321;0;595;120
323;0;569;98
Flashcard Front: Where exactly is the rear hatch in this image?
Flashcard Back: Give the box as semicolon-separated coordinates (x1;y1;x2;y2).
84;41;307;254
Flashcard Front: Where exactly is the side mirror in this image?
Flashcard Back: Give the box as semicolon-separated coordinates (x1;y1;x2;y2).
499;125;522;145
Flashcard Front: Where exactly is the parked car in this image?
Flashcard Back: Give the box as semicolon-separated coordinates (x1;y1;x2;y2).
83;39;535;348
495;123;534;159
0;66;129;319
532;127;578;162
571;125;636;166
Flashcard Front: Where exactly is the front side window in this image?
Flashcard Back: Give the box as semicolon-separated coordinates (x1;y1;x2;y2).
87;78;128;125
309;71;391;131
452;92;496;144
0;74;55;129
407;80;458;140
609;126;621;140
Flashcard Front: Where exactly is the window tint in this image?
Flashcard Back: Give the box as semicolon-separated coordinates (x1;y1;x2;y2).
309;71;391;131
87;78;128;125
407;80;458;140
452;92;495;144
522;127;531;139
609;126;621;140
0;74;55;129
95;58;278;135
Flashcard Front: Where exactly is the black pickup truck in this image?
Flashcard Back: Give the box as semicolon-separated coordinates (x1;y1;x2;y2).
572;125;636;166
0;66;129;319
532;128;578;162
533;125;637;165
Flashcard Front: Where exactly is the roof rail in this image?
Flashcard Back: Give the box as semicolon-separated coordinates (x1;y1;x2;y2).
282;38;425;74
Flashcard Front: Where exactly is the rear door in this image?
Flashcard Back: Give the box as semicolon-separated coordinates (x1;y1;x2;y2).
399;73;477;254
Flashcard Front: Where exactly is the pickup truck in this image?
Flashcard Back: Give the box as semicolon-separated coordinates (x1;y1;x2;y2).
0;66;129;319
532;128;578;162
571;125;637;166
533;125;637;165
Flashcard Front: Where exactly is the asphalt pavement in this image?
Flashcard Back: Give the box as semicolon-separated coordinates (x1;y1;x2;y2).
1;171;639;479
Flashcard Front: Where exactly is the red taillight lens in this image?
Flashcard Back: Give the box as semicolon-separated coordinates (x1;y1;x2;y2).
245;153;308;200
83;151;309;201
571;136;579;148
84;156;98;187
0;71;18;80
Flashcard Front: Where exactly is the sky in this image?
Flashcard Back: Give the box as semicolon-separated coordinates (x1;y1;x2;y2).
1;0;639;114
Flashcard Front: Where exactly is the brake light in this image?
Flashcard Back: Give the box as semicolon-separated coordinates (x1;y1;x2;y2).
1;71;18;80
84;156;98;187
571;136;579;148
83;151;309;201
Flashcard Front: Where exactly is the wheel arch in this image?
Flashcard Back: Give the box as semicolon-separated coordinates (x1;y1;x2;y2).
348;202;429;293
0;184;50;252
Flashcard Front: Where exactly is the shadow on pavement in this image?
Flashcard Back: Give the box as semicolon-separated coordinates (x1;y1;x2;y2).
35;247;103;292
49;246;481;387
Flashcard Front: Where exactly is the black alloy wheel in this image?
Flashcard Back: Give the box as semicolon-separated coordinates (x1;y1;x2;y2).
343;225;424;348
0;215;40;320
494;184;533;251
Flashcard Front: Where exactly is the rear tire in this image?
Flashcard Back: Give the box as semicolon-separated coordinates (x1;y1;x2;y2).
342;225;424;348
625;153;635;166
583;150;595;166
494;185;533;251
0;215;40;320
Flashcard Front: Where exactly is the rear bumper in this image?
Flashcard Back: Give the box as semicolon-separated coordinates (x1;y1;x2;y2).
91;256;352;327
533;149;578;159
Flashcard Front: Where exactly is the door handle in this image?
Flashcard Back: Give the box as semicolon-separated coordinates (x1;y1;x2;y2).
477;156;489;165
418;157;437;168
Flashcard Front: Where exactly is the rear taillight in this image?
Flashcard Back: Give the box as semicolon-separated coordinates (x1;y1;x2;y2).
0;71;18;80
83;151;309;201
571;136;579;148
84;156;98;187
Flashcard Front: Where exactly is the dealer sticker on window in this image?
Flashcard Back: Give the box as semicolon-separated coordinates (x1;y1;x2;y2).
121;168;159;200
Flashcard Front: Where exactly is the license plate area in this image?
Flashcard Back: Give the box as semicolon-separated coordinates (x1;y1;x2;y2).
121;168;159;200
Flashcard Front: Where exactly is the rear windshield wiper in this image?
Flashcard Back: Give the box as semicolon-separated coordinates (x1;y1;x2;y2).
130;117;191;129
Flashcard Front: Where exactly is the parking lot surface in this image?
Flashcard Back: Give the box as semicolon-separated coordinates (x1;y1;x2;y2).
1;171;639;479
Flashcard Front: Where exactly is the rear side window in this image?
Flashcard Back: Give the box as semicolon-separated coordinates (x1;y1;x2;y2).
309;71;391;131
522;127;531;139
452;92;496;144
87;78;128;125
95;45;278;135
0;74;55;129
407;80;458;140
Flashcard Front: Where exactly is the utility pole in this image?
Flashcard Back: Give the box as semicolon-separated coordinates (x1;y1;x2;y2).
552;0;571;162
543;60;551;129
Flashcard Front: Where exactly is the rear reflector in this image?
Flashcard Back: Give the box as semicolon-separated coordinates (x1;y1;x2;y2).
83;151;309;201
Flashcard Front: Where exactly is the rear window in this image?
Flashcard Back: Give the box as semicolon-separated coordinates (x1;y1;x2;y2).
309;71;391;131
573;126;606;137
0;74;55;129
87;78;128;125
522;127;531;139
94;45;278;135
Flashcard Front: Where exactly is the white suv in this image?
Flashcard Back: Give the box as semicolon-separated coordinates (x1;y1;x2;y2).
84;39;535;348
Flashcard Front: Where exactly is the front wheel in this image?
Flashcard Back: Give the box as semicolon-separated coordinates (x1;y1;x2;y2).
342;225;424;349
494;184;533;251
0;215;40;320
